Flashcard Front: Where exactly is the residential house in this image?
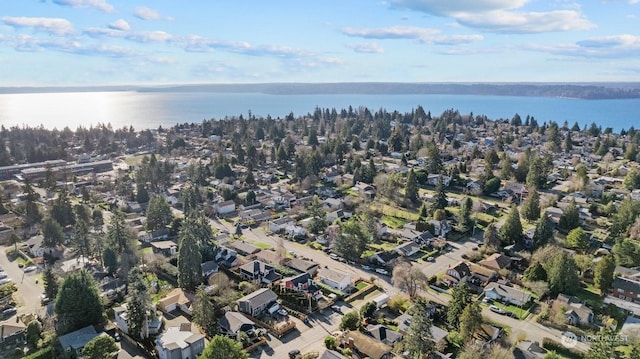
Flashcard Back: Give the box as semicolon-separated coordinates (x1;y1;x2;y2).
443;262;470;287
214;200;236;215
398;314;449;350
326;209;349;223
343;330;393;359
427;174;451;187
155;323;206;359
478;253;512;272
318;268;352;293
215;247;240;268
228;241;261;256
484;283;532;306
474;324;501;349
114;304;162;337
237;288;278;317
201;261;219;279
150;240;177;256
619;316;640;340
269;217;295;233
0;318;26;347
158;288;194;315
553;294;594;326
280;273;322;299
514;341;548;359
218;311;256;337
58;325;100;358
0;224;13;245
469;263;498;286
366;324;403;346
239;260;282;284
138;228;170;242
370;251;400;267
611;277;640;303
252;249;283;266
351;182;376;199
393;241;421;257
283;257;319;276
25;235;63;258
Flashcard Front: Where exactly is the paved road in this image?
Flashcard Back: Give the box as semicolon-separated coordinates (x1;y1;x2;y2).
0;245;44;318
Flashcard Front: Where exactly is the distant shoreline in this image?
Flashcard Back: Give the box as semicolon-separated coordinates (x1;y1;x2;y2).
2;82;640;100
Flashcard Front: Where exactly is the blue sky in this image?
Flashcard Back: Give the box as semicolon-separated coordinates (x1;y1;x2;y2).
1;0;639;86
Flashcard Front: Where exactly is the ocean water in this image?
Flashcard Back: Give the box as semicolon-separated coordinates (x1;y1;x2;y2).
0;91;638;132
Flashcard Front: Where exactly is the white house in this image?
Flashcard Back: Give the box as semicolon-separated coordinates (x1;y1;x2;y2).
393;241;421;257
114;304;162;337
215;200;236;215
484;283;531;306
155;323;206;359
318;269;352;293
268;216;294;233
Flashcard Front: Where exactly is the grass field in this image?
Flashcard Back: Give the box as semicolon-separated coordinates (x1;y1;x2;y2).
381;215;406;229
252;241;272;250
370;202;419;221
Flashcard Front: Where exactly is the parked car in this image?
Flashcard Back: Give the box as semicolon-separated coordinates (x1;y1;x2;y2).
40;294;50;305
288;349;301;359
489;305;505;314
330;305;342;314
0;272;7;279
375;268;389;275
288;251;297;258
277;309;288;316
23;265;37;273
329;253;339;260
482;297;491;304
0;278;12;285
2;307;17;318
17;263;24;268
361;265;372;271
426;257;435;262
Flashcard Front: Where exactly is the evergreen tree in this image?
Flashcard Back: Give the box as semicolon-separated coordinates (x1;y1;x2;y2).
532;216;553;247
334;219;368;261
405;169;419;204
523;262;547;281
126;268;151;339
146;195;173;231
447;282;473;329
566;227;589;253
55;270;103;334
585;328;619;359
201;335;249;359
192;285;217;337
103;247;118;275
135;182;149;203
307;195;327;234
178;214;203;291
404;298;435;358
521;189;541;222
23;179;42;225
624;168;640;190
82;335;118;359
43;267;59;300
92;208;104;228
73;218;90;258
610;197;640;238
483;223;501;250
427;142;443;174
180;183;200;216
558;198;580;232
545;251;580;295
499;205;523;245
51;189;75;227
456;197;474;233
0;194;8;215
431;176;448;213
419;202;428;218
459;302;483;340
594;255;615;294
42;217;64;247
106;210;132;252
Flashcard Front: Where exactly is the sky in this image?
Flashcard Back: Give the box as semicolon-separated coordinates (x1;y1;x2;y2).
1;0;640;86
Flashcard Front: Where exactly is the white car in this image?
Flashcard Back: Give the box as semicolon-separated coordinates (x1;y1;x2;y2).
361;265;372;271
23;265;37;273
329;253;339;260
277;309;288;316
0;278;12;285
489;305;505;314
0;272;7;279
375;268;389;275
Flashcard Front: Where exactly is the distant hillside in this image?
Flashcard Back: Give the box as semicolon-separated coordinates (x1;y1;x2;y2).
2;82;640;99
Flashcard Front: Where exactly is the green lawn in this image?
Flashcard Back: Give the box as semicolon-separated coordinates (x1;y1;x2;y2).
576;286;603;309
124;154;152;166
381;215;406;229
370;202;419;221
368;242;398;252
355;282;369;290
252;241;272;250
488;301;532;320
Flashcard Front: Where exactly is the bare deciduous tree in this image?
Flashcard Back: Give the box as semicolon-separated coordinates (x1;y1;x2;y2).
391;259;427;299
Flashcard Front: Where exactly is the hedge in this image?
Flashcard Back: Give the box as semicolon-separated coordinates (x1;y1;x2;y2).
23;347;54;359
542;338;585;359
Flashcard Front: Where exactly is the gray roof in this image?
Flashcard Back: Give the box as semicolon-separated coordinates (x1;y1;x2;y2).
219;311;254;334
484;282;531;303
58;325;99;350
237;288;278;309
319;350;347;359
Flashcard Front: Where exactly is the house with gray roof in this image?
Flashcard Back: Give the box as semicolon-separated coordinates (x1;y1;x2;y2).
553;294;594;326
237;288;278;317
155;323;206;359
58;325;100;358
484;283;531;306
365;324;403;346
218;311;256;337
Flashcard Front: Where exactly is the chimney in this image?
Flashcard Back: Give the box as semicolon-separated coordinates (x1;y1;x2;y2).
348;337;354;349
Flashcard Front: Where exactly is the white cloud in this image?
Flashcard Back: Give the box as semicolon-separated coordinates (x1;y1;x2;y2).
127;31;173;43
53;0;115;13
1;16;75;36
134;6;171;21
346;42;384;53
530;34;640;58
108;19;130;31
455;10;595;33
391;0;528;16
430;34;484;45
341;26;439;39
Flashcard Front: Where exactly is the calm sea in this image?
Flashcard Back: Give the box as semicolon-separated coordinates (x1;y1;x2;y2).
0;91;638;132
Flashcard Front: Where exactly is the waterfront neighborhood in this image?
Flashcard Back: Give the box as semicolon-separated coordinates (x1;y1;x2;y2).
0;108;640;359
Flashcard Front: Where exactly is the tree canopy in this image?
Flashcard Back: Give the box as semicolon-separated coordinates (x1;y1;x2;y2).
499;205;523;245
54;270;103;334
82;335;118;359
178;214;204;291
